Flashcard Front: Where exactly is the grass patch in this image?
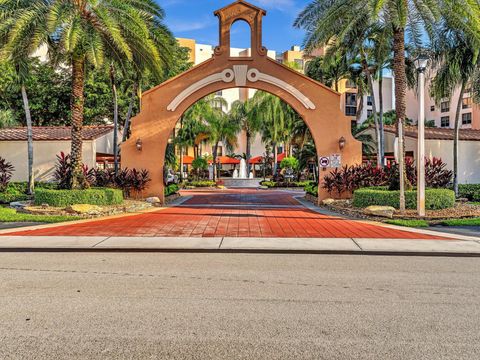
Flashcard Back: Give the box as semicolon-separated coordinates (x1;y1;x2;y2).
0;207;76;223
440;218;480;226
384;219;430;228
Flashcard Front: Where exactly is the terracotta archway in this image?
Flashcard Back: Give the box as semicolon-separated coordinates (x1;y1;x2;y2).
121;0;362;204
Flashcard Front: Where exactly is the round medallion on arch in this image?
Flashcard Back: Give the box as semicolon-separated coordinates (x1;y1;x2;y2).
247;68;260;82
221;69;235;83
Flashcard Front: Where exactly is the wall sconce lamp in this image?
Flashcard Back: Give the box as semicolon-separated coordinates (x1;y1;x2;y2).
339;136;346;150
136;138;143;151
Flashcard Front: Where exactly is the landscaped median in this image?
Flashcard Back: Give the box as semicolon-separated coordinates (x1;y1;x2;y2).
0;207;76;223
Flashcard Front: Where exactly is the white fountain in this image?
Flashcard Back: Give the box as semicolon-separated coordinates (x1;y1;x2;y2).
239;158;248;179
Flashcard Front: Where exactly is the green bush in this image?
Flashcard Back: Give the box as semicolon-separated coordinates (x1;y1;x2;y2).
353;188;455;210
304;183;318;197
458;184;480;200
280;156;299;170
0;184;29;203
261;180;312;188
185;180;216;188
164;184;179;197
34;188;123;207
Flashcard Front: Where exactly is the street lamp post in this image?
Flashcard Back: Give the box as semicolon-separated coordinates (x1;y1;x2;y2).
414;56;429;217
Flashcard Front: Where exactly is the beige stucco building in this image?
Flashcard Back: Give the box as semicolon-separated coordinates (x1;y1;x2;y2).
363;125;480;184
0;126;115;182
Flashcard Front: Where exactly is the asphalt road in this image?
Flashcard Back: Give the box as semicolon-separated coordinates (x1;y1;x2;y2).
0;253;479;360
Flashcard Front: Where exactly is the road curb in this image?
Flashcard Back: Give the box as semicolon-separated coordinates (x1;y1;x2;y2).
0;247;479;257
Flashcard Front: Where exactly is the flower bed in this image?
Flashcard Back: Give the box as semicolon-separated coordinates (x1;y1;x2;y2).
353;187;455;210
34;188;124;207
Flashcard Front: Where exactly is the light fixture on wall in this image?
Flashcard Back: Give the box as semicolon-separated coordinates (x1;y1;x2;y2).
338;136;346;150
136;138;143;151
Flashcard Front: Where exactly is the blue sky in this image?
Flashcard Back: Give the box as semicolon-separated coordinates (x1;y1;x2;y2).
161;0;310;52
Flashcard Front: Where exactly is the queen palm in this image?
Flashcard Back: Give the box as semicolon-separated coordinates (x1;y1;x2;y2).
203;107;239;181
252;91;293;175
431;25;480;196
229;99;262;174
0;0;49;194
45;0;171;188
295;0;480;210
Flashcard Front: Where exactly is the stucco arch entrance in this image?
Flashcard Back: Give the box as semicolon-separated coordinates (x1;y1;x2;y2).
121;0;362;204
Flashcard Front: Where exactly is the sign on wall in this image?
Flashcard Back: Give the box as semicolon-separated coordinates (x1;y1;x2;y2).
330;154;342;168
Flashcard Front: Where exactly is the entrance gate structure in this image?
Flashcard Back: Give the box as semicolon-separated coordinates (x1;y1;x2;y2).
121;0;362;204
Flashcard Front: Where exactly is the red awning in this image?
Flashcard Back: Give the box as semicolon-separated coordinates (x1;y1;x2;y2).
182;155;194;165
216;156;240;165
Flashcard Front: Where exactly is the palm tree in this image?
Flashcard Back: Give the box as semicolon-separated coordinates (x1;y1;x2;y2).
253;91;296;175
44;0;172;188
431;25;480;196
295;0;480;210
0;0;47;195
229;99;261;174
203;108;239;181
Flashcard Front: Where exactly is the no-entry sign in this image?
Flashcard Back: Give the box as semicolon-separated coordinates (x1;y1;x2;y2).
319;157;330;168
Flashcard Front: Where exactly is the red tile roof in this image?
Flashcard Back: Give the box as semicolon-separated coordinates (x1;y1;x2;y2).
383;125;480;141
0;126;114;141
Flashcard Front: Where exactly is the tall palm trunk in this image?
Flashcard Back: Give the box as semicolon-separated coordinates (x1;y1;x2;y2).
21;85;34;195
212;142;218;181
70;57;86;189
393;27;408;212
362;56;381;168
378;69;385;167
110;64;119;176
272;142;278;175
179;145;184;181
453;82;466;196
246;130;251;175
122;82;138;143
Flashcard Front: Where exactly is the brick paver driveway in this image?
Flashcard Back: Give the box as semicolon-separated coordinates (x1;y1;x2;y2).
3;189;444;239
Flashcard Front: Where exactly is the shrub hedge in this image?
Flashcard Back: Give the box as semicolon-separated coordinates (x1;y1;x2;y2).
34;188;123;207
458;184;480;201
185;180;216;187
164;184;179;197
304;183;319;197
353;187;455;210
261;180;311;188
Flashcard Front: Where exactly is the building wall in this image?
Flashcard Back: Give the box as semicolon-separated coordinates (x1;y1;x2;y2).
377;130;480;184
0;140;95;182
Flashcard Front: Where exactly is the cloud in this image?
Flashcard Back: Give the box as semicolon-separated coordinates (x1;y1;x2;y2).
167;18;211;32
254;0;297;12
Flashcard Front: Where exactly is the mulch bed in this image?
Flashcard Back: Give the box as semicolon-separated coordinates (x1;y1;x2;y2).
18;200;153;218
304;195;480;222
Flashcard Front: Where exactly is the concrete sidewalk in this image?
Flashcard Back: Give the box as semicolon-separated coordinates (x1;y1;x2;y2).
0;235;479;255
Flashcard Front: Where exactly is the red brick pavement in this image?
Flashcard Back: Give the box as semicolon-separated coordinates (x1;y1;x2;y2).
2;189;446;239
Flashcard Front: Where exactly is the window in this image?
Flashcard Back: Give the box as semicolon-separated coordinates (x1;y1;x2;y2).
346;80;357;89
215;90;223;96
430;105;435;112
441;116;450;127
277;146;284;154
367;96;373;106
462;112;472;125
294;59;304;69
345;92;357;116
367;109;373;117
441;101;450;113
217;146;223;156
462;97;472;109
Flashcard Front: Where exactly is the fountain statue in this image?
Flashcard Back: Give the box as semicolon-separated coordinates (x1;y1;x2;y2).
233;169;239;178
249;172;254;179
239;158;248;179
